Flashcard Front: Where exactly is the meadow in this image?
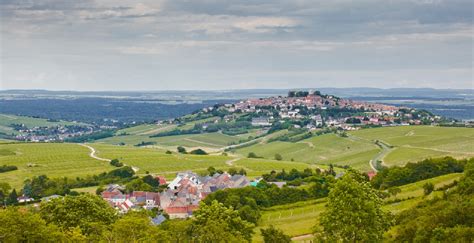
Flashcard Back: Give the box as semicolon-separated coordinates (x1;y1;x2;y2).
0;143;110;188
235;126;474;172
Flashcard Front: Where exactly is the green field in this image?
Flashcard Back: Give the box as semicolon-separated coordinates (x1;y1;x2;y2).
234;126;473;172
0;114;86;135
253;172;464;241
235;133;379;171
0;143;111;188
349;126;474;166
96;132;246;150
0;141;324;189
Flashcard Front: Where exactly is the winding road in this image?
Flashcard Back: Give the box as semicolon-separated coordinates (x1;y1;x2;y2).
79;143;110;162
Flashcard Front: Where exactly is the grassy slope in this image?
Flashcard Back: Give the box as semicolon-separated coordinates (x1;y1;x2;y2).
349;126;474;166
253;173;464;241
236;126;473;172
96;132;244;148
0;143;111;188
236;133;379;171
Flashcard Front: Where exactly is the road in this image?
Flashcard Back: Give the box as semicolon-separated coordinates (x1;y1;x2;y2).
79;143;111;162
369;140;393;172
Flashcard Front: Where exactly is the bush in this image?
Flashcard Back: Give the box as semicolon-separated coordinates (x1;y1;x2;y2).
247;152;261;158
0;165;18;173
274;154;283;161
110;159;123;167
423;182;434;195
177;146;187;154
190;149;207;155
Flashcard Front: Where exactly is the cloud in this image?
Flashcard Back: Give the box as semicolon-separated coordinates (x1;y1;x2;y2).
0;0;472;90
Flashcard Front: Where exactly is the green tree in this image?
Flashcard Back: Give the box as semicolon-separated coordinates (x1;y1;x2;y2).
177;146;187;154
0;182;11;205
7;189;18;205
0;207;66;242
228;168;238;176
160;219;192;242
207;166;217;176
190;149;208;155
316;172;392;242
248;152;259;158
274;153;283;161
125;178;153;193
388;187;402;198
260;225;291;243
423;182;435;195
190;200;255;242
40;194;117;237
106;211;169;242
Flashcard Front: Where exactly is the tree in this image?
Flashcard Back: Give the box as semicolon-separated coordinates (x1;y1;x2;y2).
7;189;18;205
228;168;238;176
423;182;434;195
125;178;153;193
0;182;11;206
317;172;392;242
40;194;117;237
388;187;402;198
0;207;66;242
106;211;169;242
110;159;123;167
190;200;255;242
274;153;283;161
177;146;187;154
261;225;291;243
190;149;207;155
247;152;259;158
207;166;217;176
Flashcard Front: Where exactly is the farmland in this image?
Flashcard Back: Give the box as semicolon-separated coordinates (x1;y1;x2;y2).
0;143;110;188
0;142;321;188
253;172;465;241
234;126;474;171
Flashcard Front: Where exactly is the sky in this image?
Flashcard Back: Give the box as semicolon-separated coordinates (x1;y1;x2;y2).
0;0;472;91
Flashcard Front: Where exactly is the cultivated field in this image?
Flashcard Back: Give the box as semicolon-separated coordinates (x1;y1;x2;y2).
253;172;464;241
349;126;474;166
0;143;110;188
235;126;473;172
0;142;321;188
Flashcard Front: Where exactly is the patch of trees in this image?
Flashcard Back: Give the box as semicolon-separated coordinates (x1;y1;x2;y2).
371;157;469;189
134;141;156;147
0;195;256;242
65;130;115;143
0;165;18;173
315;171;393;242
288;91;309;97
203;174;335;224
21;167;136;199
109;159;123;167
386;162;474;242
189;149;207;155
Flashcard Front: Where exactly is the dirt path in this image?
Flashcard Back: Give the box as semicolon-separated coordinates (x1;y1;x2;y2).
297;141;315;148
79;143;111;162
291;234;313;241
369;140;393;172
225;157;241;166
